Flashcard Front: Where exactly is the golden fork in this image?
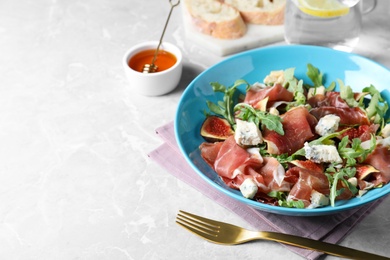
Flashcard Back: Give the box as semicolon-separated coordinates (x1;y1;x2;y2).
176;210;390;260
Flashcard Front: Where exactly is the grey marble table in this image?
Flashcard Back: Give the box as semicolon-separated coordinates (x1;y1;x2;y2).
0;0;389;259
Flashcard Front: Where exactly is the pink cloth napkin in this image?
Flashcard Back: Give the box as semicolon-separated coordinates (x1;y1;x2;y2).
148;121;384;260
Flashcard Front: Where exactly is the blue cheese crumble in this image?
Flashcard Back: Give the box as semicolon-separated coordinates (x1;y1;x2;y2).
304;142;342;164
234;119;263;146
239;178;258;199
307;190;330;209
315;114;340;136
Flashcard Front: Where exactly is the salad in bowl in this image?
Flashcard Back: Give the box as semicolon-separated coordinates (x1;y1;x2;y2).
175;45;390;216
198;64;389;209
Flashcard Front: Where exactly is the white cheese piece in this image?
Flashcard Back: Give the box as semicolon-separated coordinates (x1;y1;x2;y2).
361;136;390;149
357;182;375;197
358;190;368;197
246;147;262;161
378;136;390;147
304;142;343;164
273;163;286;187
307;86;326;99
239;178;258;199
269;107;279;116
307;190;330;209
263;70;284;85
381;124;390;138
315;114;340;136
234;119;263;146
250;82;267;90
231;169;241;179
347;177;358;187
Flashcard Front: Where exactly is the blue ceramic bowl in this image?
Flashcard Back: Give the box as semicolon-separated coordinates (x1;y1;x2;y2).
175;45;390;216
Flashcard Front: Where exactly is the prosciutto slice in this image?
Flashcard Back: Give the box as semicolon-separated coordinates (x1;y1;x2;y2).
255;157;290;193
199;137;290;194
199;137;263;180
244;84;294;107
213;137;263;179
363;145;390;186
308;91;350;109
285;160;329;207
199;141;224;168
222;157;290;195
263;106;317;155
310;107;369;125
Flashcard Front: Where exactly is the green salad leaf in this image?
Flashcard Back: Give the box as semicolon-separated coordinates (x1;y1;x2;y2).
363;84;389;125
306;63;336;91
339;79;360;108
283;67;297;89
234;103;284;135
206;79;250;127
307;63;323;88
281;68;307;110
338;135;376;167
268;191;305;209
326;166;358;207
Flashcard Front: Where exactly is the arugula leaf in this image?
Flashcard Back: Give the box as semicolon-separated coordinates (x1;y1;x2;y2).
277;68;307;111
234;103;284;135
339;79;360;108
287;79;307;110
326;166;358;207
206;101;225;116
366;92;381;119
363;84;385;102
324;134;376;207
207;79;250;126
338;135;376;167
268;191;305;209
326;81;336;92
306;63;336;94
306;63;323;88
283;67;298;89
363;84;389;125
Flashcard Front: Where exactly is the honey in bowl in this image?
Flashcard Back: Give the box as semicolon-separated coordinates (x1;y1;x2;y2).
128;49;177;73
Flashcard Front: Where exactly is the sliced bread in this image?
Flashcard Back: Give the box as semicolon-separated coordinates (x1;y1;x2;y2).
184;0;247;39
222;0;286;25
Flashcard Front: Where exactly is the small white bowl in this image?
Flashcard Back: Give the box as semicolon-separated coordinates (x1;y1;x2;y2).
123;41;183;96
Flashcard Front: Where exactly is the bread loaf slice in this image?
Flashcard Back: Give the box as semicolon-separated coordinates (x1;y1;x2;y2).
223;0;286;25
184;0;247;39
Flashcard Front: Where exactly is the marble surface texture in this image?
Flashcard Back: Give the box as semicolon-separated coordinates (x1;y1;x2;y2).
0;0;390;259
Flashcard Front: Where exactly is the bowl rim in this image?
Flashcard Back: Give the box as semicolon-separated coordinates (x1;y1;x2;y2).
174;44;390;216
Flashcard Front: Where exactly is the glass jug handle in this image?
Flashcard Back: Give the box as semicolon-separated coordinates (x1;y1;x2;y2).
362;0;377;14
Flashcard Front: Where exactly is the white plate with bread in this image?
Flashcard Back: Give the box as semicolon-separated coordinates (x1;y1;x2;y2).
182;0;285;56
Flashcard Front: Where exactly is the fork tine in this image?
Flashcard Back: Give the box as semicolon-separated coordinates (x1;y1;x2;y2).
176;214;218;235
178;210;223;227
175;219;220;241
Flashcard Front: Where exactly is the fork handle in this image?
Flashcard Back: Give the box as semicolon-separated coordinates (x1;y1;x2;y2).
259;231;389;260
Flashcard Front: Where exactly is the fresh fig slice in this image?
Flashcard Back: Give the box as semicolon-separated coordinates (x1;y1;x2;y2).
355;165;379;180
200;116;234;142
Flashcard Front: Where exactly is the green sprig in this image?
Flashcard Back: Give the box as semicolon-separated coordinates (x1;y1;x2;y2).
268;191;305;209
234;103;284;135
206;79;250;127
338;135;376;167
326;166;358;207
